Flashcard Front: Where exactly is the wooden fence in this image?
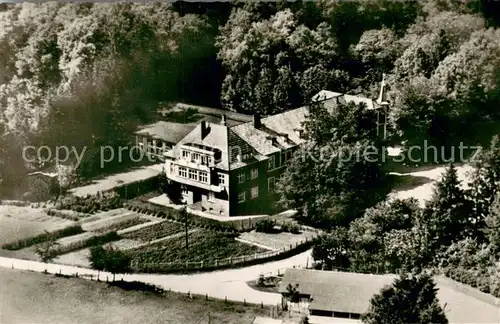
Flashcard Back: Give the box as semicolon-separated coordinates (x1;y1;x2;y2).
131;236;316;274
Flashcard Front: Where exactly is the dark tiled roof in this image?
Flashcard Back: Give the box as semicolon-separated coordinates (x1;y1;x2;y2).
278;268;396;315
231;106;308;156
135;121;195;144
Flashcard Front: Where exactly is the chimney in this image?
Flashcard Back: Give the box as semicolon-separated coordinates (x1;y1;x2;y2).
201;121;210;139
253;114;261;129
220;114;226;126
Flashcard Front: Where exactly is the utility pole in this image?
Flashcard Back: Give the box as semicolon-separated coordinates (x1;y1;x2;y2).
184;206;189;249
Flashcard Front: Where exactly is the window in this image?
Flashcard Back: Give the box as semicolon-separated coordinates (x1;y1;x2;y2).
251;186;259;199
218;173;226;185
281;150;287;164
268;155;275;170
238;192;246;203
286;150;293;160
188;169;198;181
181;185;188;195
251;168;258;179
182;150;189;159
237;173;245;183
192;152;200;162
199;171;208;183
268;177;275;192
179;166;187;178
208;191;215;202
208;157;213;165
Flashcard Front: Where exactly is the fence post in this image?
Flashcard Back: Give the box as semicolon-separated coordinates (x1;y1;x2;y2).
201;261;204;268
206;293;208;300
244;299;246;306
215;259;218;267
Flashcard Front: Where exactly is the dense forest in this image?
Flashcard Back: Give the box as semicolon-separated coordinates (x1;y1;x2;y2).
1;0;500;195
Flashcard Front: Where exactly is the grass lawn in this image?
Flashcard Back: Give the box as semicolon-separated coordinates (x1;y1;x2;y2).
0;205;76;245
129;230;266;264
0;268;277;324
122;220;185;242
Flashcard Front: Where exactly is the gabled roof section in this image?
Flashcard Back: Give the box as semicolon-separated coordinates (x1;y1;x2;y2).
175;122;230;170
228;129;264;170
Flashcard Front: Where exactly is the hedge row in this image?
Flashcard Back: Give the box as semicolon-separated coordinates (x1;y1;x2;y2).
54;231;120;255
0;199;29;207
54;193;123;214
125;200;237;233
46;209;86;221
2;225;84;250
444;267;500;298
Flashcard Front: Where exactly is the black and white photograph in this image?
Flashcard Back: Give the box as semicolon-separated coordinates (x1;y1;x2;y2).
0;1;499;323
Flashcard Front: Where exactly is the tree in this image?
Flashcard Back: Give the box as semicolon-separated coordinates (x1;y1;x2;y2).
485;193;500;257
89;245;131;281
104;245;132;281
216;7;343;115
362;273;448;324
89;245;107;273
467;135;500;238
276;99;387;228
422;164;472;251
35;231;60;269
312;228;350;270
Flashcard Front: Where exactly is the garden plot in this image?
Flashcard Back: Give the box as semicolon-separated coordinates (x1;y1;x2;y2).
129;230;266;264
238;231;314;251
54;248;91;268
0;205;76;245
81;212;149;232
121;220;185;243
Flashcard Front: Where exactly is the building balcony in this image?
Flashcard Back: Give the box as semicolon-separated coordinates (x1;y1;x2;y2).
174;158;213;171
167;173;225;193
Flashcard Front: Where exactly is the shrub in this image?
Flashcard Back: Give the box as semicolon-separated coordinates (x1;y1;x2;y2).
2;225;84;250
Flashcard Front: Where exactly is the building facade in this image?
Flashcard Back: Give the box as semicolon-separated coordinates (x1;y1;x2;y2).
164;83;389;217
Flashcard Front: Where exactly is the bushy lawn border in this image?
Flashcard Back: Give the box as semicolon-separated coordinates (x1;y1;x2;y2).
444;266;500;298
2;225;84;250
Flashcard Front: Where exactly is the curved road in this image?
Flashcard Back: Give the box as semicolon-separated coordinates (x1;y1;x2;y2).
0;249;312;305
